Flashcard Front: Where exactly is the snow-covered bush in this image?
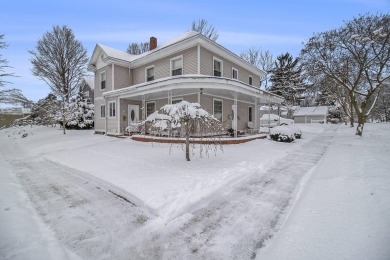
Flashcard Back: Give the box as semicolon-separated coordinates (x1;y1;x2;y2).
269;125;295;142
285;124;302;139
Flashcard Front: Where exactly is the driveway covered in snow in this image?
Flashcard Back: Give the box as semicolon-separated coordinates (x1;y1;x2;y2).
1;124;389;259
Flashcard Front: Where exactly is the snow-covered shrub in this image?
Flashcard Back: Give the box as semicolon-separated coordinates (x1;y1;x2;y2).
285;124;302;139
269;125;295;142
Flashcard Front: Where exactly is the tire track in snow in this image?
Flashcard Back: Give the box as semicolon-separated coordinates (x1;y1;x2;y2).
132;130;336;259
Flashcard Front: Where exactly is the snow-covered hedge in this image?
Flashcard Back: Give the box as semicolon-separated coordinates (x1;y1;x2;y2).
285;124;302;139
269;125;296;142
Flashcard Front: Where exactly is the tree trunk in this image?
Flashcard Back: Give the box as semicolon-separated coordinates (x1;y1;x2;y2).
185;122;190;161
356;116;364;136
62;99;66;135
350;93;354;127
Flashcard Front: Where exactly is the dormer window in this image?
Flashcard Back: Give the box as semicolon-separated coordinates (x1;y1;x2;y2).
100;71;106;90
213;57;222;77
146;66;154;82
171;56;183;76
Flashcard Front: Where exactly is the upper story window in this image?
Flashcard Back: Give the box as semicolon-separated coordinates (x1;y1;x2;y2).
100;71;106;90
213;99;223;122
171;56;183;76
232;68;238;80
249;76;253;86
213;57;222;77
146;101;156;117
108;101;116;118
146;66;154;82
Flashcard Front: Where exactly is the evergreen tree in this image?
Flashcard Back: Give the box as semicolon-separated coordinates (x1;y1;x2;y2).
59;91;94;129
269;53;306;105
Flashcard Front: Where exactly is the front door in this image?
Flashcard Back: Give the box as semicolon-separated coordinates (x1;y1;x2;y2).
128;105;139;125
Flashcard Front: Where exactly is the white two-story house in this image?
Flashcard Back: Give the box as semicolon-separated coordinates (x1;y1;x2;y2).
88;31;282;135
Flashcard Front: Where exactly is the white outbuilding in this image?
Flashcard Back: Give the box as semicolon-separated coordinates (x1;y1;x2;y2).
293;106;328;124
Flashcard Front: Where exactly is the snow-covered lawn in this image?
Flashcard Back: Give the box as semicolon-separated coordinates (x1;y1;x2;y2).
1;123;389;259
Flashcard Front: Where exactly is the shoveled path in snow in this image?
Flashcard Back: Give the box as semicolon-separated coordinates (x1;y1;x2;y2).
1;135;155;259
127;128;336;259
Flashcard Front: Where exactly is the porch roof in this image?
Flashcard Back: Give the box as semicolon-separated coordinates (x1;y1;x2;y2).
103;75;283;104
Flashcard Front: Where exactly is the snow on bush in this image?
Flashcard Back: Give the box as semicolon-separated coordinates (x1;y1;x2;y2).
285;124;302;139
269;125;295;142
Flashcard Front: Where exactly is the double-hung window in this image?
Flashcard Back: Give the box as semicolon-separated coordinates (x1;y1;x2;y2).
100;104;106;118
232;68;238;79
213;57;222;77
146;102;156;117
171;56;183;76
108;101;116;118
213;99;223;122
146;66;154;82
100;71;106;90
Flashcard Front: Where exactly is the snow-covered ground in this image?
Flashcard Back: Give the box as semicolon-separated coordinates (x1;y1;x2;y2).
0;123;389;259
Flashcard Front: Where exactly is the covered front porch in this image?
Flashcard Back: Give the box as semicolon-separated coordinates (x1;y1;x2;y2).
100;76;283;138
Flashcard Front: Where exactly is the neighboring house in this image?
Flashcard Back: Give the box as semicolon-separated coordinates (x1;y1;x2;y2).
88;31;283;135
293;106;328;123
80;76;95;104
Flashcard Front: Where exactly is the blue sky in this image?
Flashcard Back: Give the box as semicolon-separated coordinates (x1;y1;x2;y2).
1;0;389;103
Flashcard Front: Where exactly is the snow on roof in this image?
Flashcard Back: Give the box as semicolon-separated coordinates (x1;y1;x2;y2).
293;106;328;116
83;77;95;90
98;44;135;62
97;31;200;64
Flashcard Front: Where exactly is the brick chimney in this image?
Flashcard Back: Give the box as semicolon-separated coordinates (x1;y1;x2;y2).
150;36;157;51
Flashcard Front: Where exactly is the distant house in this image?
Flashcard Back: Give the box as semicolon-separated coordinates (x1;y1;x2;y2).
0;107;31;128
80;77;94;104
293;106;328;123
87;31;283;135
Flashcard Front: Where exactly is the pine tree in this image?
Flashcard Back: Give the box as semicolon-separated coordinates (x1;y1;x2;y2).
269;53;306;105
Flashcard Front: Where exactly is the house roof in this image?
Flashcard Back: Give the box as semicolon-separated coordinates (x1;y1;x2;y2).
83;76;95;90
293;106;328;116
88;31;265;77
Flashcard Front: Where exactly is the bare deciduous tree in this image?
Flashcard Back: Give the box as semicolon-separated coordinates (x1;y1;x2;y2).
240;47;274;89
126;42;150;55
0;34;29;106
29;25;88;134
191;18;219;41
301;13;390;136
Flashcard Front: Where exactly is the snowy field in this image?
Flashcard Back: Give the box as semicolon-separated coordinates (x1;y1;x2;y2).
1;123;389;259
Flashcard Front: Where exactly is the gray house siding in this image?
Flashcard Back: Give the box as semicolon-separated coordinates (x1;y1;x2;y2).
114;65;130;90
200;47;260;87
132;46;198;85
294;115;326;124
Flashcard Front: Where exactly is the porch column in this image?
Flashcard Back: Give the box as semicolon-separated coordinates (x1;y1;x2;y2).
117;97;121;134
104;97;108;135
234;92;238;138
255;98;258;131
167;90;172;104
142;95;146;121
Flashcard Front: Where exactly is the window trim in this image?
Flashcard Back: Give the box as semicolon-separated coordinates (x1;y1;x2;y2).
146;101;156;117
171;98;183;104
100;71;106;90
248;106;253;122
249;75;253;86
213;57;223;77
232;67;238;80
145;65;155;82
100;104;106;119
213;98;223;122
170;55;183;77
108;101;116;118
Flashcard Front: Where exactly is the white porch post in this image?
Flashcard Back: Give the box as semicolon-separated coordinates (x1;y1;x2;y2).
167;90;172;104
255;98;258;131
104;97;108;135
117;97;121;134
142;95;146;121
234;92;238;138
